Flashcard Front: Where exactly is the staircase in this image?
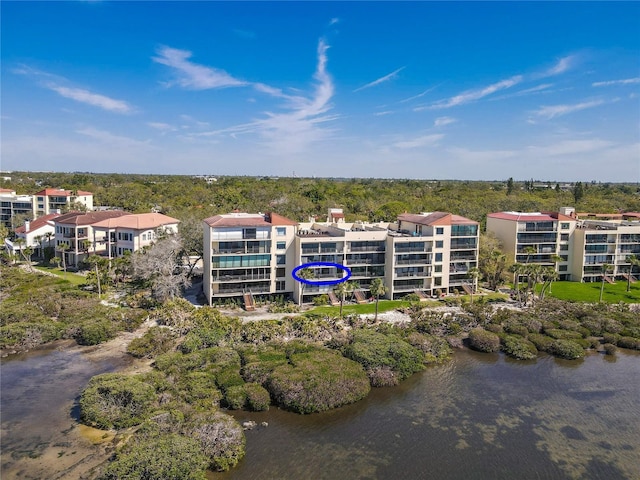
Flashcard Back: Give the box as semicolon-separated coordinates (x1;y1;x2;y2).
413;289;428;301
603;276;615;284
461;284;473;295
328;291;340;306
621;273;637;283
243;291;256;311
353;289;368;304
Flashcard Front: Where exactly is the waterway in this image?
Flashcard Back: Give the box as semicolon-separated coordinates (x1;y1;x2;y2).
1;345;638;480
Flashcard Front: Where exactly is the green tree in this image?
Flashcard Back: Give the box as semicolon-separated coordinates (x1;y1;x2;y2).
599;263;612;303
506;177;514;195
625;254;640;292
573;181;584;204
297;267;315;306
334;280;358;319
467;267;480;303
56;243;70;272
369;278;387;322
86;254;109;296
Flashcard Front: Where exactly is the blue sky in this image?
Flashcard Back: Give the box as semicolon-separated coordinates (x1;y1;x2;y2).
2;1;639;182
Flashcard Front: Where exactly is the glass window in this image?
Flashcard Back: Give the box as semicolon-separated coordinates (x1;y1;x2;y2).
276;227;286;236
276;267;286;278
434;265;442;273
560;234;569;241
276;255;286;265
435;240;443;248
561;223;570;230
276;241;286;250
435;253;443;262
559;265;568;271
436;227;444;235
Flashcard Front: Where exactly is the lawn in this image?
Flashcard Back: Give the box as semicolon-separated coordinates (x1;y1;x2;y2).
34;265;87;287
544;280;640;303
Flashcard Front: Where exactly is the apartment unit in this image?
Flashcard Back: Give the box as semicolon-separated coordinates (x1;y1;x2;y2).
91;213;180;259
33;188;94;216
572;218;640;282
12;213;61;257
390;212;480;298
486;208;640;282
486;209;577;280
202;212;298;305
0;189;34;229
203;209;480;305
54;211;130;268
0;188;94;229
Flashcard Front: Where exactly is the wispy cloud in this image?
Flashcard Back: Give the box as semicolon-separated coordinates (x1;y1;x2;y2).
374;111;394;116
400;85;439;104
153;46;247;90
434;116;456;127
544;55;576;76
592;77;640;87
329;18;340;26
148;122;176;133
393;133;443;149
354;67;405;93
47;85;132;113
13;64;133;113
526;138;614;156
194;39;337;155
533;99;605;119
422;75;523;110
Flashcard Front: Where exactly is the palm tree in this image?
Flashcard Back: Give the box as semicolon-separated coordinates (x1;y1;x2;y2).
510;263;524;303
625;255;640;292
56;243;70;272
334;282;349;319
523;246;537;264
539;266;558;300
467;267;480;304
599;263;612;303
549;254;563;293
369;278;387;322
297;267;315;306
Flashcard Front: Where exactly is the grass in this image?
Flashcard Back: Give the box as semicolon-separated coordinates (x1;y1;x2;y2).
34;265;87;287
543;280;640;304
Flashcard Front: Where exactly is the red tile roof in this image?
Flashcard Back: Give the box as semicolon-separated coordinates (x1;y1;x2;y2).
0;188;16;194
34;188;93;197
488;212;575;222
204;212;297;227
92;213;180;230
398;212;478;226
55;210;129;225
15;213;61;233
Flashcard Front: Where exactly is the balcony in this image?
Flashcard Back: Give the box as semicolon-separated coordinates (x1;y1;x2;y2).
213;273;271;282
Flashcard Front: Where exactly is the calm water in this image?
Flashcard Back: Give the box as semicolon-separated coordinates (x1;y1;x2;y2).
218;350;640;480
2;346;639;480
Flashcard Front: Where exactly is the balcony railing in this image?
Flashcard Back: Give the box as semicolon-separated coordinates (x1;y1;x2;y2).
213;274;271;282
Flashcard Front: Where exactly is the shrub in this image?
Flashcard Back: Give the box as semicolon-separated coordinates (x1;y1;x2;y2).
603;343;617;355
176;371;222;408
74;319;116;345
244;383;271;411
367;366;398;387
127;326;176;358
404;332;452;363
549;339;585;360
617;336;640;350
502;335;537;360
223;385;247;410
313;294;329;306
99;433;208;480
468;329;501;353
602;332;621;345
80;373;156;429
267;348;370;414
504;323;529;337
342;330;425;382
485;323;504;334
544;329;582;340
528;333;555;352
215;368;245;393
186;411;246;472
239;345;289;384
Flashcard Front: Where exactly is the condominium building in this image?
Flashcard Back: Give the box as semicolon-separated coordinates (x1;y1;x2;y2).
33;188;94;216
486;209;577;280
202;209;480;306
53;211;179;268
0;189;34;229
487;208;640;282
12;213;61;257
203;212;298;305
0;188;94;229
